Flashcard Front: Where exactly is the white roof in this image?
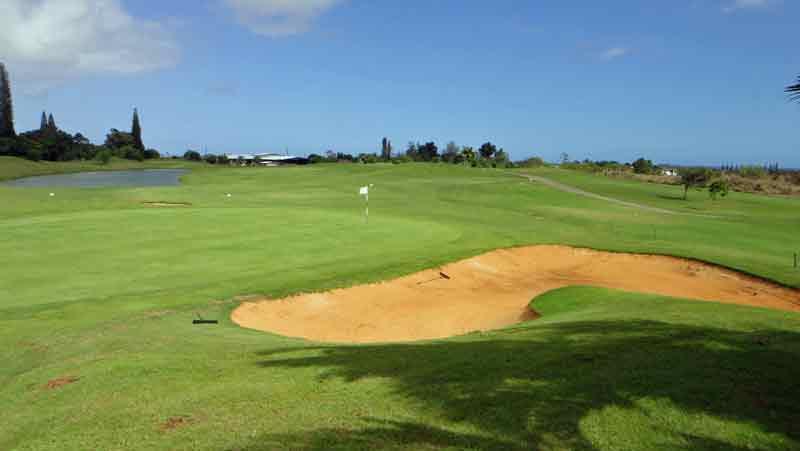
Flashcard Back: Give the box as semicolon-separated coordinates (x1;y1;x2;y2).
225;153;300;161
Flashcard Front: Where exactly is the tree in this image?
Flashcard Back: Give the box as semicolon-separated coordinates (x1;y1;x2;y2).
40;111;47;131
0;62;15;138
680;168;711;200
131;108;144;151
442;141;460;163
520;156;545;167
418;142;438;161
405;142;420;161
183;150;202;161
494;149;510;167
104;129;136;150
380;137;392;160
632;158;654;174
461;146;476;165
95;148;113;164
479;142;497;160
560;152;570;164
787;75;800;103
708;179;729;201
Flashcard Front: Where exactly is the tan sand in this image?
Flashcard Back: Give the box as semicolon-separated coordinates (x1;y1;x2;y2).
231;245;800;343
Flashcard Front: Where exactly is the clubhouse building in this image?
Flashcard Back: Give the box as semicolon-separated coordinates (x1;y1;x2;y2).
225;153;309;166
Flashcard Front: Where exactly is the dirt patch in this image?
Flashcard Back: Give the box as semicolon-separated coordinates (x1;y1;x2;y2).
160;416;192;431
142;201;191;207
44;376;79;390
231;245;800;344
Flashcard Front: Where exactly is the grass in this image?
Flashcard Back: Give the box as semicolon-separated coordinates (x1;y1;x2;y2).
2;158;800;450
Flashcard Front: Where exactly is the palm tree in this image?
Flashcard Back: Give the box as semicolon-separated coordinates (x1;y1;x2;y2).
788;76;800;103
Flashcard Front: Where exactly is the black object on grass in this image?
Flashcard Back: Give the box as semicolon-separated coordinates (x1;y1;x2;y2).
193;313;219;325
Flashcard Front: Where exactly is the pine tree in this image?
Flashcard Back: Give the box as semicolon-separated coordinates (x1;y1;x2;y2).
131;108;144;151
40;111;47;131
47;113;56;131
0;62;16;138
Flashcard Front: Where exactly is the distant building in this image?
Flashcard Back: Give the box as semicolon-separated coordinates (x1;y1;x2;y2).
225;152;309;166
661;168;679;177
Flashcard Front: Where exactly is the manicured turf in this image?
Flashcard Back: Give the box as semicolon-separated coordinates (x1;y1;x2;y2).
2;158;799;450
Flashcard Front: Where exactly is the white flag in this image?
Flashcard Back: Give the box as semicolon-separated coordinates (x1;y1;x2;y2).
359;186;369;195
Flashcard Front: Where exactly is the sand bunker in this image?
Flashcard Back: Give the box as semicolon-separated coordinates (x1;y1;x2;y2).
232;246;800;343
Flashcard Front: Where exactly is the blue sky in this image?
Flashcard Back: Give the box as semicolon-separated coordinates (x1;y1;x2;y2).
2;0;798;165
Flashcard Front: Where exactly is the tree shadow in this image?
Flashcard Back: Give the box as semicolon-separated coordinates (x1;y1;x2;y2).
242;320;800;450
656;194;687;201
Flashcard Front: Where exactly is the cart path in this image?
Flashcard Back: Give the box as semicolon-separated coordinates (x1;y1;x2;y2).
517;173;717;218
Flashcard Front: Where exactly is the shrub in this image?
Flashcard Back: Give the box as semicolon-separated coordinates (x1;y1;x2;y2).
95;149;113;164
183;150;202;161
739;165;766;178
632;158;654;174
708;179;729;200
519;156;545;167
143;149;161;160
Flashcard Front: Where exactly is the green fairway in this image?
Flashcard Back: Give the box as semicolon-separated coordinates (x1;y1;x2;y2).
2;159;800;450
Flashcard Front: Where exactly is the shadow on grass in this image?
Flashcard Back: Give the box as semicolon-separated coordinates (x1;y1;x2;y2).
656;194;687;201
243;320;800;450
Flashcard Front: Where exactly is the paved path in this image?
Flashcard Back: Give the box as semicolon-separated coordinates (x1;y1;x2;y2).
517;173;716;217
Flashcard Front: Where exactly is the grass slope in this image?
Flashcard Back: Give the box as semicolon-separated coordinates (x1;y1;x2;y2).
2;159;800;450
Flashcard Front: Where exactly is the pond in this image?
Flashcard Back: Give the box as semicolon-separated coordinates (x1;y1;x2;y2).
4;169;188;188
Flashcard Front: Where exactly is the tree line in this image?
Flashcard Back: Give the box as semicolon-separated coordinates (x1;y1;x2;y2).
309;139;513;167
0;62;160;163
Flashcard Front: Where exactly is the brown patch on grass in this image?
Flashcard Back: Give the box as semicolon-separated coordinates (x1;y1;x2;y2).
160;416;193;431
232;245;800;344
44;376;79;390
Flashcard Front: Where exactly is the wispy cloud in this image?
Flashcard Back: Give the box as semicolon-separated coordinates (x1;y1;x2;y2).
599;47;630;61
0;0;180;92
221;0;343;37
722;0;771;13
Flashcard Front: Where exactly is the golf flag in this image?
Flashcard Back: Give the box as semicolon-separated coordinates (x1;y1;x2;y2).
359;186;369;196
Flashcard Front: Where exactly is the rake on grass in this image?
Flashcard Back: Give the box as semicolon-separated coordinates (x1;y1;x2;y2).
193;313;219;325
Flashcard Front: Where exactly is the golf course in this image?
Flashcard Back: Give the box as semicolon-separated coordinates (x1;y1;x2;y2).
2;156;799;450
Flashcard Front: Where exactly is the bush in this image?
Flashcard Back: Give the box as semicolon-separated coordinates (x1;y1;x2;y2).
183;150;202;161
739;165;767;178
358;153;380;164
519;156;545;167
203;153;218;164
119;145;144;161
95;149;113;165
708;179;729;200
143;149;160;160
632;158;654;174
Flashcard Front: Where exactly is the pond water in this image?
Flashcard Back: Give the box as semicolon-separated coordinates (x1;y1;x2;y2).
4;169;188;188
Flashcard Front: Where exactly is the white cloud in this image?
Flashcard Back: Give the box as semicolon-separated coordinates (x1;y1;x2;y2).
723;0;770;13
599;47;630;61
0;0;179;91
222;0;343;37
